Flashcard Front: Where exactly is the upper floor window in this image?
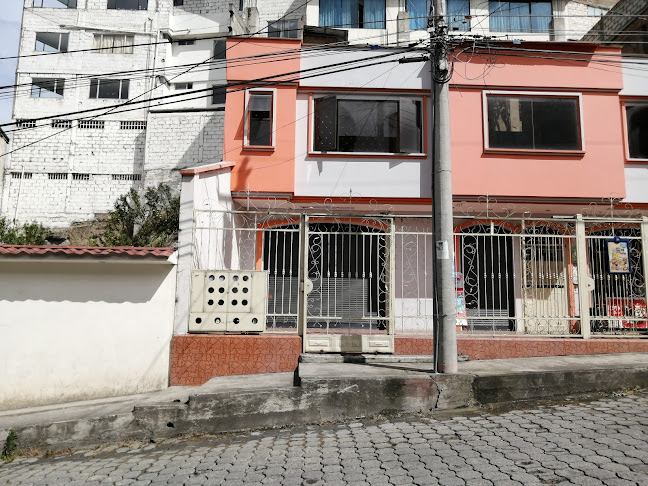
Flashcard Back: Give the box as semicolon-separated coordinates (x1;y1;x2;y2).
626;104;648;160
214;39;226;60
408;0;469;31
313;96;423;154
31;78;65;98
489;0;552;33
268;19;301;38
245;91;274;147
319;0;386;29
35;32;69;52
175;82;193;90
173;0;184;5
107;0;148;10
485;92;582;152
177;39;195;46
93;34;135;54
89;78;130;99
34;0;77;8
212;85;226;105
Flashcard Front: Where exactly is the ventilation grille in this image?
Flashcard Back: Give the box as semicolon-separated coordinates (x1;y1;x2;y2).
111;173;141;181
11;172;33;179
51;119;72;129
72;173;90;181
78;120;105;129
48;173;68;180
120;121;147;130
16;119;36;128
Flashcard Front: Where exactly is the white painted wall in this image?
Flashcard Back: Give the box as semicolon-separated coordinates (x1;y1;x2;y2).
0;259;177;411
620;57;648;97
624;166;648;204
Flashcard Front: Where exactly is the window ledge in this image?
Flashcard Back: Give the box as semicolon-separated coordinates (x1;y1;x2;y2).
243;145;275;152
484;148;585;157
626;158;648;164
308;151;427;159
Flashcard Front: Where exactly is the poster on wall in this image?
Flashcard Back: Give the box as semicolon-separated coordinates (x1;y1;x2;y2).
607;238;631;274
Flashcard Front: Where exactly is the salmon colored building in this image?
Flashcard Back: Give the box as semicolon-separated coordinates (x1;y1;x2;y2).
171;38;648;386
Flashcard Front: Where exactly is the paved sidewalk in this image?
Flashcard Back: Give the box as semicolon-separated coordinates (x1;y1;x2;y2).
1;353;647;452
2;392;648;485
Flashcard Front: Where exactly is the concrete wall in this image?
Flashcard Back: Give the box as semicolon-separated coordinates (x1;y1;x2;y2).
0;258;177;411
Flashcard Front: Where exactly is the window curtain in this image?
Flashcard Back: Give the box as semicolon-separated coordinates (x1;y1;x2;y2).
113;35;125;53
364;0;386;28
408;0;428;30
447;0;470;31
489;1;551;32
530;1;552;33
320;0;357;28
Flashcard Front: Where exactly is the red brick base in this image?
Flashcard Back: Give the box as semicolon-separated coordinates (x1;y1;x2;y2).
170;334;648;386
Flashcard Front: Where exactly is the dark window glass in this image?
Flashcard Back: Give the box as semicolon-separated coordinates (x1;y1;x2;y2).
35;32;69;52
31;78;65;98
212;85;226;105
247;93;272;146
107;0;148;10
313;97;422;153
268;19;300;38
487;96;580;151
89;79;129;99
489;1;552;33
173;0;184;5
319;0;386;29
34;0;77;7
214;39;226;60
626;105;648;159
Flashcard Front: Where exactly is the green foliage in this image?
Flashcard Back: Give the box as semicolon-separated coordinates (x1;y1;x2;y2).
96;183;179;247
0;218;50;245
1;430;18;462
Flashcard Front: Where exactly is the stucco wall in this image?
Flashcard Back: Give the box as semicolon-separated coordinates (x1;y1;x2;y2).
0;259;177;411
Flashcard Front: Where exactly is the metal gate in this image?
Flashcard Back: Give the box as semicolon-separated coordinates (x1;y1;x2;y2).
302;216;394;353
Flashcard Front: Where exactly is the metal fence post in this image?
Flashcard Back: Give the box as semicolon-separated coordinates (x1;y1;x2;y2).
389;218;396;338
641;217;648;320
575;215;591;339
298;214;308;352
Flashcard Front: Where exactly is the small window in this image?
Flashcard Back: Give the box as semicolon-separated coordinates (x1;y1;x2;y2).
212;85;226;105
31;78;65;98
33;0;77;8
120;121;147;130
245;91;273;147
313;96;423;154
489;0;552;33
107;0;148;10
89;79;130;99
214;39;226;60
48;173;68;180
268;19;301;38
173;0;184;5
174;83;193;90
93;34;134;54
485;93;582;151
17;119;36;128
626;104;648;160
78;120;105;129
11;172;33;179
112;173;142;181
319;0;386;29
177;39;195;46
72;173;91;181
35;32;69;52
52;119;72;128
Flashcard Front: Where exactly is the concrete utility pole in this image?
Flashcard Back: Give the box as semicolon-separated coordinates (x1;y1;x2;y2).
430;1;458;373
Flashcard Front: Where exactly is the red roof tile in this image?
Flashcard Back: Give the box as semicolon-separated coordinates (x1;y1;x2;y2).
0;245;176;258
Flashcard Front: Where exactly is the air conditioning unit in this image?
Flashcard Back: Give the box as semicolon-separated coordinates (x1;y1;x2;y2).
189;270;268;333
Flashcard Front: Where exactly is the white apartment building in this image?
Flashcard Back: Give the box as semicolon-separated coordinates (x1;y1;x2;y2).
2;0;616;228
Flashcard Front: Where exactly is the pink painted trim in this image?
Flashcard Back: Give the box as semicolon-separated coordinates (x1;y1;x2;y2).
180;161;236;175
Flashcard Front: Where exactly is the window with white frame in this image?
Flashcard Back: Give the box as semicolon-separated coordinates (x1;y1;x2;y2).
89;79;130;99
107;0;148;10
489;0;552;33
268;19;301;38
93;34;134;54
245;91;274;147
35;32;69;52
313;96;423;154
485;93;582;151
319;0;386;28
34;0;76;8
31;78;65;98
626;104;648;159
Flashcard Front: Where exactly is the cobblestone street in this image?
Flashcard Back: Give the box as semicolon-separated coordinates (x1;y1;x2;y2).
1;393;647;486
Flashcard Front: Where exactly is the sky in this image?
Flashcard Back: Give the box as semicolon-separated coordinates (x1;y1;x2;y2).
0;0;23;127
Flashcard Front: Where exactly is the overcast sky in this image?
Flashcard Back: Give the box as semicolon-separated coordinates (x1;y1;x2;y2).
0;1;23;127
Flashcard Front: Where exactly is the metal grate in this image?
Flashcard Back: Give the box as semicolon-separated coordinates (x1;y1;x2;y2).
51;119;72;129
47;173;68;180
111;173;141;181
119;121;147;130
11;172;33;179
72;173;90;181
78;120;105;129
16;119;36;128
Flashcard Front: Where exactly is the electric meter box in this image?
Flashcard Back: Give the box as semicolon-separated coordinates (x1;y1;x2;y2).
189;270;268;333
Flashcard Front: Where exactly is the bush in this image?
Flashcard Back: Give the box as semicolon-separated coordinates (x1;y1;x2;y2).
95;183;179;247
0;218;50;245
